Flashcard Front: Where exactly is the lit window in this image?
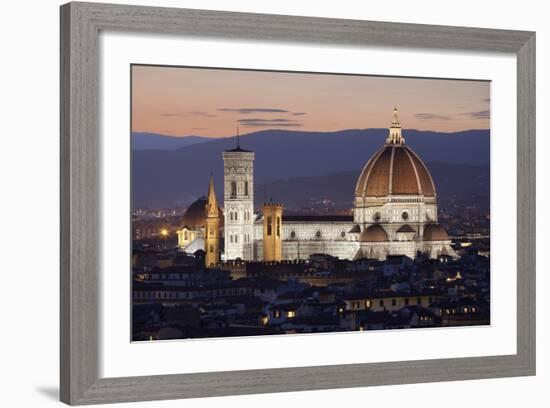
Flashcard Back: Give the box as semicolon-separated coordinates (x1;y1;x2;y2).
287;310;296;318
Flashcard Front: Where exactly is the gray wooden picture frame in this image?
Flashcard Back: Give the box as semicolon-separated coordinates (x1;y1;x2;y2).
60;1;536;405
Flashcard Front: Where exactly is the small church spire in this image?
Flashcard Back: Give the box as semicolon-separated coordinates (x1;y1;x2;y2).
204;174;221;267
206;173;219;217
236;125;240;149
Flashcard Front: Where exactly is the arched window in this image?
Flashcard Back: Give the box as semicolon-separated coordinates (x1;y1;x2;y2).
315;230;321;239
267;216;272;236
290;230;296;239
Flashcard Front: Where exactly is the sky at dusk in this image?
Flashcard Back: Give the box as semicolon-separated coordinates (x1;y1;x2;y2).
131;65;490;138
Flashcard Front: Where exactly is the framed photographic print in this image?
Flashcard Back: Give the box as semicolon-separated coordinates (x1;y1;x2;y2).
131;65;491;340
60;2;536;405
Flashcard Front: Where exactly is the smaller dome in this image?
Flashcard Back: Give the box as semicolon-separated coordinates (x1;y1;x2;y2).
397;224;416;233
361;224;389;242
423;224;449;241
181;198;207;228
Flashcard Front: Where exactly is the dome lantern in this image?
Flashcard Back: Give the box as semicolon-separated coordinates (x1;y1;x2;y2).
386;106;405;145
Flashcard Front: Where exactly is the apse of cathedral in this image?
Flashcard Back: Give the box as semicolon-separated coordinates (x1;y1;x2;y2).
177;108;456;264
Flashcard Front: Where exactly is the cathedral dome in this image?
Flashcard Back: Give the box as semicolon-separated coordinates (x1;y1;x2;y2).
397;224;416;233
360;224;389;242
423;224;449;241
181;198;208;228
354;108;436;199
355;144;436;198
181;196;224;229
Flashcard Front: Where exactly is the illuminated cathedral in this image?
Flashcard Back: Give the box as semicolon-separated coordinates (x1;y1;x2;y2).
177;108;456;265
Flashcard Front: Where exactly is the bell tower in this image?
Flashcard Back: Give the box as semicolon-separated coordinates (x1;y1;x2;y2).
262;202;283;262
204;174;221;267
223;129;255;260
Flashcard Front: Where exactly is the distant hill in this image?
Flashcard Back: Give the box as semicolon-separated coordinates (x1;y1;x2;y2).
132;132;210;150
132;128;490;208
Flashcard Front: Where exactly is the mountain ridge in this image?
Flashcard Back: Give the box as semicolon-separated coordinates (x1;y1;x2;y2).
132;128;489;208
132;132;210;150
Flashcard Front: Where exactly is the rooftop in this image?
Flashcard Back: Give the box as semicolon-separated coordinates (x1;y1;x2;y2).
282;215;354;222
